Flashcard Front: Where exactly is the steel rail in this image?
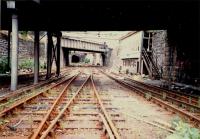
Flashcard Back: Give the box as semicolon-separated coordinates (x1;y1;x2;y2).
0;74;77;117
0;68;70;103
107;71;200;112
91;75;121;139
99;113;115;139
30;74;79;139
110;70;199;101
100;70;200;127
39;75;91;139
0;76;62;103
123;79;200;112
124;77;198;105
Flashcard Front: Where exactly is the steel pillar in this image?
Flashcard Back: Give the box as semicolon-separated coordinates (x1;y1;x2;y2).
46;32;53;79
34;31;40;84
60;47;64;68
141;59;144;74
101;53;106;66
139;31;144;74
56;33;61;76
46;31;62;79
10;14;18;91
66;50;69;66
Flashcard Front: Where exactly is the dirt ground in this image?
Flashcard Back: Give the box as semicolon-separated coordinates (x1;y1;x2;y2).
93;71;178;139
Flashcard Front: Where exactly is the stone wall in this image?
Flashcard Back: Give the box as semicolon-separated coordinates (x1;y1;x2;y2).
152;30;167;70
0;34;8;59
152;30;191;83
0;33;45;64
152;30;178;81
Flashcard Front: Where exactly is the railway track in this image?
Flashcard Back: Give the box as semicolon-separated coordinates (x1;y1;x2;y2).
0;68;72;109
1;67;197;138
123;77;200;111
0;70;126;139
123;75;199;106
100;70;200;128
33;73;122;139
117;76;200;113
0;71;79;137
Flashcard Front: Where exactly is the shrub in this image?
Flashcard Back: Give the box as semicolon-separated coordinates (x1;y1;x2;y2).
40;62;47;69
19;59;33;70
0;57;9;74
167;117;200;139
84;58;90;64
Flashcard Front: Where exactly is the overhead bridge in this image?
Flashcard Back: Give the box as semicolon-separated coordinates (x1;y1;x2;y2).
60;37;111;67
61;37;107;53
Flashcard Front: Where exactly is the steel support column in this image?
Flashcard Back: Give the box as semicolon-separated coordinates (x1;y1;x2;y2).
101;53;106;66
10;14;18;91
34;31;40;84
139;31;144;74
56;33;61;76
46;32;52;79
66;50;69;66
141;59;144;75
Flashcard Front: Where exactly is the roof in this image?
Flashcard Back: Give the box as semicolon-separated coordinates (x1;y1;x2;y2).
119;31;138;40
62;36;105;46
1;0;199;31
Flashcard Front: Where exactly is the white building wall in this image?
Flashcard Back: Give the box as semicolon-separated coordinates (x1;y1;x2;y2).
119;31;142;59
118;31;143;74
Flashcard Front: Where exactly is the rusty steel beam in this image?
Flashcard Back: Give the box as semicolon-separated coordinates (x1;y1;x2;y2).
123;80;200;112
0;68;70;104
0;74;77;117
31;74;79;139
91;75;121;139
0;76;62;104
124;77;198;104
99;113;115;139
39;75;91;139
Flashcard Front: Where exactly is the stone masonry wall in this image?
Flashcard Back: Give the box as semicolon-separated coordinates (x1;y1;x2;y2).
0;34;8;59
152;30;177;81
0;33;45;64
152;30;167;71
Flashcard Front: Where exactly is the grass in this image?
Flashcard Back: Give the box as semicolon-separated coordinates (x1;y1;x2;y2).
166;116;200;139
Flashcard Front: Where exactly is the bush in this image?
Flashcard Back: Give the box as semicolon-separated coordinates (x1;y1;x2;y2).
19;59;33;70
0;57;9;74
167;117;200;139
40;62;47;69
84;58;90;64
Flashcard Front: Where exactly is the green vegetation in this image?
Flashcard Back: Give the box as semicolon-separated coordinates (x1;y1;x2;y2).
0;57;9;74
19;59;34;70
19;59;47;70
84;58;90;64
0;58;47;73
40;61;47;69
19;31;28;39
167;117;200;139
145;92;152;100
